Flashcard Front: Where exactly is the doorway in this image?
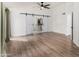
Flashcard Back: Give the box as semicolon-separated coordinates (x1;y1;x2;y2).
66;12;73;41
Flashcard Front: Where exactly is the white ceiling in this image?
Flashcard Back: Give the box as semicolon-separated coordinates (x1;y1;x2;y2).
4;2;65;9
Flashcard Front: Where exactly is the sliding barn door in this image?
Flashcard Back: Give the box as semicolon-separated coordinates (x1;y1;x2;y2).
42;17;48;32
11;12;34;36
26;15;33;35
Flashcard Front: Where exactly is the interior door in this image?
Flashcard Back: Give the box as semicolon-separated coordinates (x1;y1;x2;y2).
67;13;72;39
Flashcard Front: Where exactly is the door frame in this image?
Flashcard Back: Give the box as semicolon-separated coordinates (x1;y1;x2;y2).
5;8;10;42
72;12;73;42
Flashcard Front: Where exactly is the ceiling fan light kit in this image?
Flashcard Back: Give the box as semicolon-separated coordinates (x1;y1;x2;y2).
40;7;44;10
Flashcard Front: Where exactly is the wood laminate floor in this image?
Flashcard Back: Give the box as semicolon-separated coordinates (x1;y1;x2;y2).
6;32;79;57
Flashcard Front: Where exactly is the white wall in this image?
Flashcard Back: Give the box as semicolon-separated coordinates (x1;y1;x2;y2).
51;3;73;35
51;4;67;34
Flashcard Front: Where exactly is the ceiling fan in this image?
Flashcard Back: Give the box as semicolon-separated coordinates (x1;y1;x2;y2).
37;2;50;9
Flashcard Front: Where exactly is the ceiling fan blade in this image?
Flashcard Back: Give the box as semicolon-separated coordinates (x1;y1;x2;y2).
46;7;50;9
45;4;50;6
44;6;50;9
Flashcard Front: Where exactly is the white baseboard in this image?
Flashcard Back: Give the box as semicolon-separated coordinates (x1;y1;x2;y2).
73;41;79;47
51;30;66;35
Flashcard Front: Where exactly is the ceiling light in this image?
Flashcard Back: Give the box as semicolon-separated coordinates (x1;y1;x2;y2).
40;7;44;10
